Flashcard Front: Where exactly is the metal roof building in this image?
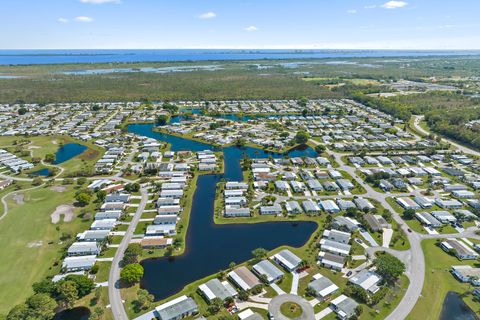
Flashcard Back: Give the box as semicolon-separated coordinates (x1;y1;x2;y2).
155;295;198;320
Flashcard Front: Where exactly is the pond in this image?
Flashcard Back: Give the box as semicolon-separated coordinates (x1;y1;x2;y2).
128;123;318;300
439;291;479;320
30;143;87;176
54;307;91;320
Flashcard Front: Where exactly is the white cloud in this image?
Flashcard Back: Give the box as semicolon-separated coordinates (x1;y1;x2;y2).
381;1;408;9
80;0;120;4
244;26;258;32
347;9;357;14
75;16;93;23
57;17;69;23
198;12;217;19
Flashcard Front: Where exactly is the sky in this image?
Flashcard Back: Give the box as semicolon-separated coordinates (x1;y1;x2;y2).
1;0;480;50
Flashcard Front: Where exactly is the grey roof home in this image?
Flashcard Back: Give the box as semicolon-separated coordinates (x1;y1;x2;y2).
308;274;339;299
285;201;302;214
62;255;96;272
252;260;284;283
271;249;302;271
323;229;351;244
330;294;359;320
67;242;101;256
198;278;237;302
332;216;360;231
155;295;198;320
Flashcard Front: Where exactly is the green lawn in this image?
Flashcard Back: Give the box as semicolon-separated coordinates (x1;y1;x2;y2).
407;239;480;319
0;185;92;315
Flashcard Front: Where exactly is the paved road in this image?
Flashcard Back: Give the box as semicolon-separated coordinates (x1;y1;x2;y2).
268;294;315;320
412;115;480;157
108;186;149;320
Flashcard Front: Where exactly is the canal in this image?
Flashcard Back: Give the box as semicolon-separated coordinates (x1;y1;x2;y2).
127;123;318;300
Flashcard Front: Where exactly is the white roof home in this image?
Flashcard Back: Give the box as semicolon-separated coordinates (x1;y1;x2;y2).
415;211;442;227
271;249;302;271
260;204;282;215
441;239;479;260
67;242;101;256
308;274;339;299
198;278;237;302
431;210;457;223
330;295;359;320
396;197;420;210
252;260;284;283
319;239;351;256
318;251;345;270
62;255;96;272
319;200;340;213
302;200;321;213
155;295;199;320
348;269;382;293
323;229;351;244
285;201;302;214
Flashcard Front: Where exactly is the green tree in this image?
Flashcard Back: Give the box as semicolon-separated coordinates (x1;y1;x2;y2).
374;253;406;284
6;303;29;320
120;263;144;284
123;243;143;265
89;306;104;320
27;293;57;319
402;208;416;220
314;144;326;154
18;107;28;115
157;114;169;125
56;280;79;309
136;289;154;310
64;274;95;297
252;247;268;260
96;190;107;203
32;279;56;295
75;192;92;206
44;153;56;163
207;297;223;315
294;131;310;144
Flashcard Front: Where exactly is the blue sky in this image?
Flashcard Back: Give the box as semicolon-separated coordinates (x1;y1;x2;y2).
1;0;479;49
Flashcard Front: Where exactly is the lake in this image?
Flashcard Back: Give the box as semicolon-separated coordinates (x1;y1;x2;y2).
439;291;479;320
1;49;479;65
127;123;318;300
31;143;87;176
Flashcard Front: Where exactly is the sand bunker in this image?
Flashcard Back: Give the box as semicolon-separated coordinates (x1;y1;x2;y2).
50;185;67;193
51;204;75;224
27;240;43;248
12;193;24;205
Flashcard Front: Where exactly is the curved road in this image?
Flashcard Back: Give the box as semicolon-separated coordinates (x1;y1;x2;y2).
412;115;480;157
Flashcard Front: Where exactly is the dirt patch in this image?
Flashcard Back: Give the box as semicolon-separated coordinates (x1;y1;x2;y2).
27;240;43;248
51;204;75;224
79;148;99;161
12;193;24;205
52;140;58;145
27;146;40;149
50;185;67;193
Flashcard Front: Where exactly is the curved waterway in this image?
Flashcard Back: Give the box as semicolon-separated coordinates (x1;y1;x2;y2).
127;123;318;300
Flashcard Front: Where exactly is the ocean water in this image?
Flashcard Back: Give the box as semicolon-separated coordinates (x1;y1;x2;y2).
0;49;479;65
